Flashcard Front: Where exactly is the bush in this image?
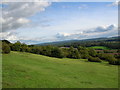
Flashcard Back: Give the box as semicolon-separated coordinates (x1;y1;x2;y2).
26;47;31;52
51;47;64;58
109;58;120;65
108;55;120;65
88;56;101;62
67;47;81;59
88;49;97;57
97;53;116;62
11;41;21;51
2;42;11;54
20;43;28;52
81;54;90;59
61;48;69;58
97;53;120;65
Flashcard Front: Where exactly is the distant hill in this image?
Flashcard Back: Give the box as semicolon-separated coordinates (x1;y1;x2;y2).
35;36;119;49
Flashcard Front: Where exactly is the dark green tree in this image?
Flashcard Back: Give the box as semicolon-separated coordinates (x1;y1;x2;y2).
88;56;101;62
2;42;11;54
51;47;64;58
67;46;81;59
11;41;22;51
20;43;28;52
88;48;97;57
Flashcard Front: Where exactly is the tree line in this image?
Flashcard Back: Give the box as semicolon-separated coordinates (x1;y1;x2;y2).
59;41;120;49
1;40;120;65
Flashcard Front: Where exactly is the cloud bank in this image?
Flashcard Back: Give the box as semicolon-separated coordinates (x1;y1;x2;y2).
56;24;118;41
0;1;51;43
108;0;119;6
1;1;51;32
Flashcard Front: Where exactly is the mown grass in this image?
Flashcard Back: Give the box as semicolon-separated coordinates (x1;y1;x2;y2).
88;46;110;50
2;51;118;88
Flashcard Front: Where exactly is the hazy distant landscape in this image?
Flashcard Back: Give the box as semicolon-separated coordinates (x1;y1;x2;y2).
1;0;119;88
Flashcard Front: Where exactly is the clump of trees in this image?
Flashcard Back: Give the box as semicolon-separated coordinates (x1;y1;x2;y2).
97;53;115;61
59;38;120;49
67;46;81;59
11;42;64;58
88;56;101;62
2;42;11;54
96;53;120;65
51;47;64;58
11;41;21;51
1;40;119;65
78;46;89;59
109;58;120;65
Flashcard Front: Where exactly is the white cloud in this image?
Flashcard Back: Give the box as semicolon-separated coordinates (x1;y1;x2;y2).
0;1;51;44
56;32;85;40
84;24;117;33
1;1;51;32
55;24;118;41
0;31;57;44
17;18;30;24
107;0;119;6
0;31;18;40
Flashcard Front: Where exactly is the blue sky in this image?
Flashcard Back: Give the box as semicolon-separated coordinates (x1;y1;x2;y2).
1;1;118;44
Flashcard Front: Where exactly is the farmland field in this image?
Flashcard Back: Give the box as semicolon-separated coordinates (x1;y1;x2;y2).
2;51;118;88
88;46;110;50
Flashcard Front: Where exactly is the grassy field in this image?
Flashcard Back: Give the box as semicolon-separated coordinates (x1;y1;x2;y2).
2;51;118;88
88;46;110;50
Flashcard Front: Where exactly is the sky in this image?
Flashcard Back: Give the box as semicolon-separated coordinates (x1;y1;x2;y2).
0;0;119;44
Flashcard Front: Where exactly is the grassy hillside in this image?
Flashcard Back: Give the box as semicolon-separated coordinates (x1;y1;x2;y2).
2;51;118;88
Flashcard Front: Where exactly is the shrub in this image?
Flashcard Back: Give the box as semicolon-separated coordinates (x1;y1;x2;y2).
88;56;101;62
98;53;117;62
109;58;120;65
97;53;120;65
20;43;28;52
73;50;81;59
61;48;69;58
81;54;90;59
97;53;106;60
26;47;31;52
51;47;64;58
88;49;97;57
2;42;11;54
11;41;21;51
67;47;81;59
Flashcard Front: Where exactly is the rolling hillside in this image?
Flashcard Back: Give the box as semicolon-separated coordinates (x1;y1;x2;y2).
36;36;119;46
36;36;119;49
2;51;118;88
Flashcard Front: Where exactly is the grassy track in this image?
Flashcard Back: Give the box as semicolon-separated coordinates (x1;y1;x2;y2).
2;51;118;88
